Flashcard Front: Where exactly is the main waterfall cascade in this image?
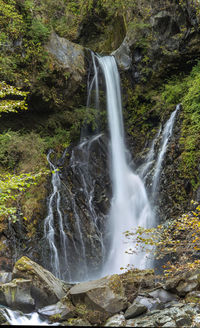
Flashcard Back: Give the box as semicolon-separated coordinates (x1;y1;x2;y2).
96;56;154;274
43;53;179;282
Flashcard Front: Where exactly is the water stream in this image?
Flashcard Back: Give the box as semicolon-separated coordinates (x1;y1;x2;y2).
97;55;154;274
43;149;71;281
2;308;55;326
151;104;180;195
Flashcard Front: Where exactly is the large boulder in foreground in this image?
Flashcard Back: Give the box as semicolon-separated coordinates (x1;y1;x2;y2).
12;256;67;308
69;274;127;315
0;278;35;312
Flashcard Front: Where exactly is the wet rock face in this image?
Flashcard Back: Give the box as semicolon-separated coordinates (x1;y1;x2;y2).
0;278;35;313
42;134;111;282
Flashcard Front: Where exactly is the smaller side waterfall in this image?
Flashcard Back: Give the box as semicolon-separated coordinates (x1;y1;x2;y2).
139;127;161;181
43;133;108;282
151;104;180;195
43;150;71;281
68;133;107;280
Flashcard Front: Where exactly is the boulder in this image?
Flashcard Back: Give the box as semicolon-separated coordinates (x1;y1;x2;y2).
164;270;200;297
13;256;66;308
69;274;127;315
45;31;86;96
134;295;162;311
38;296;76;322
124;302;147;319
176;273;199;296
104;314;126;327
0;278;35;312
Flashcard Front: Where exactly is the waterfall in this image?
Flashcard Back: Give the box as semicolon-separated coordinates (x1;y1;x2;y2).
43;51;179;281
97;55;153;274
43;133;107;282
43;150;71;281
139;127;161;182
67;133;107;281
151;104;180;195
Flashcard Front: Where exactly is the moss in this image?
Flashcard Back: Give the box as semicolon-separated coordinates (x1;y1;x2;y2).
49;313;62;322
14;256;35;275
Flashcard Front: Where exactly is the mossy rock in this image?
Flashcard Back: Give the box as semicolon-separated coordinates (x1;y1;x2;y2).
13;256;66;308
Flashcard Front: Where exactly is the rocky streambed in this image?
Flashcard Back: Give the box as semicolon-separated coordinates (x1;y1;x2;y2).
0;257;200;326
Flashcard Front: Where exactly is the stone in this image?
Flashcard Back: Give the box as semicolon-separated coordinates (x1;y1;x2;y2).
0;278;35;312
13;256;66;308
45;31;86;95
156;316;174;325
63;318;91;326
176;277;199;296
124;302;147;319
185;291;200;304
165;270;200;296
112;40;132;70
134;295;162;311
126;317;155;327
38;297;76;322
149;288;178;303
69;274;127;315
0;272;12;284
162;320;176;327
175;314;192;327
104;314;126;327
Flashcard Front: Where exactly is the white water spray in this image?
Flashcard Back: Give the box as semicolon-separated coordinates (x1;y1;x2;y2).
3;308;57;326
139;127;161;181
151;105;180;195
97;55;153;274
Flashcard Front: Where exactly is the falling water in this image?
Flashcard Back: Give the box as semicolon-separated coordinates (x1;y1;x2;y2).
97;55;153;274
139;127;161;181
43;150;71;281
151;104;180;195
43;51;179;281
68;133;107;280
2;308;57;326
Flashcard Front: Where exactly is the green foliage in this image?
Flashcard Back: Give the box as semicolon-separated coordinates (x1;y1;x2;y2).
0;170;49;222
44;128;70;153
159;62;200;188
0;81;28;115
0;130;46;170
28;19;50;43
0;0;24;39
